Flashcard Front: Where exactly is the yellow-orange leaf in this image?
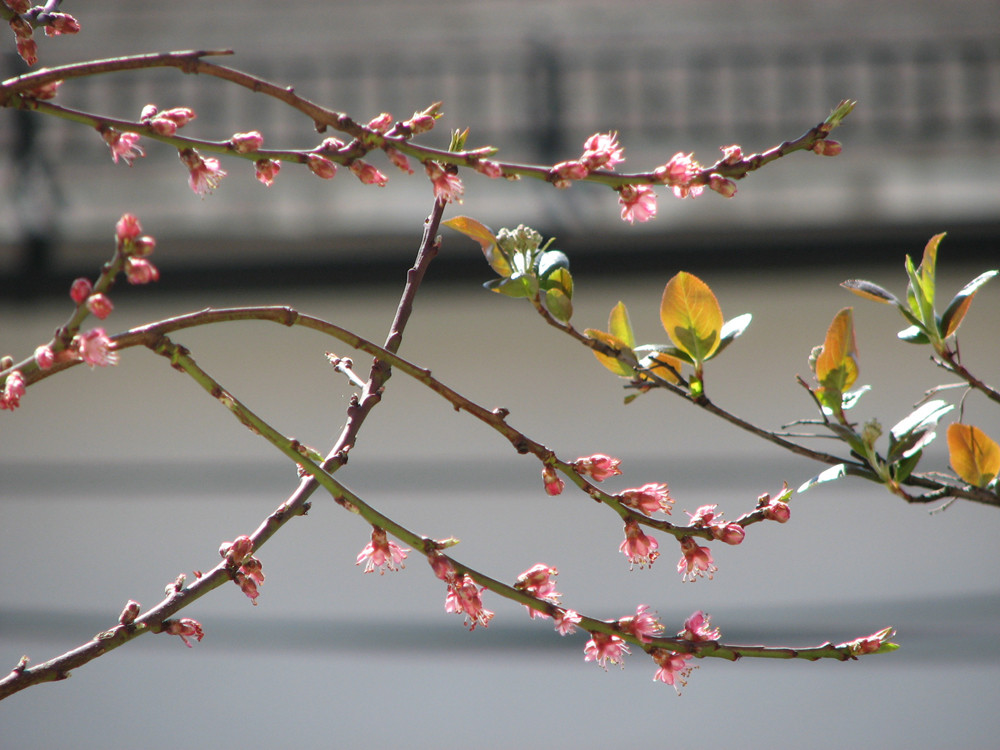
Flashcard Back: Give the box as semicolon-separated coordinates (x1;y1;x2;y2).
659;272;723;363
584;329;635;377
815;307;858;392
442;216;509;276
947;423;1000;488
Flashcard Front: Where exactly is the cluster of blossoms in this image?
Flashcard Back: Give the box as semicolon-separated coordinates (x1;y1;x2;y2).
429;554;494;630
219;535;265;605
356;526;409;574
685;504;746;546
5;0;80;66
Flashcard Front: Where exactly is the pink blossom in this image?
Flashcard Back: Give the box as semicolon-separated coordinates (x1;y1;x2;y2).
179;149;226;195
686;504;720;526
584;631;630;670
812;139;842;156
473;159;503;179
618;483;672;515
86;293;113;320
230;131;264;154
618;184;658;223
554;609;582;636
356;526;409;574
164;617;204;648
620;518;659;569
349;160;389;187
619;604;664;643
759;490;791;523
573;453;622;481
1;371;26;411
386;147;414;174
657;151;701;186
102;130;144;166
445;574;494;630
541;465;564;496
69;277;92;304
235;559;264;605
73;328;118;368
34;345;54;370
677;536;716;581
254;159;281;186
514;563;561;619
679;610;720;641
220;535;254;564
125;257;160;284
651;649;694;692
115;214;142;245
581;131;625;172
306;153;338;180
424;161;464;203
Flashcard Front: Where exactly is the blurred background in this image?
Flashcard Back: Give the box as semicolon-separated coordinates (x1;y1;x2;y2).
2;1;999;748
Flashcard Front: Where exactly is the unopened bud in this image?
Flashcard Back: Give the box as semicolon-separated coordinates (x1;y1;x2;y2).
119;600;141;625
812;139;842;156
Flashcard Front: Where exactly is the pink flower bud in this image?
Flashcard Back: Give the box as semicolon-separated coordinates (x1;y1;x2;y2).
16;37;37;66
551;160;590;182
221;535;254;564
5;0;31;13
405;113;436;134
366;113;394;133
720;144;743;164
307;153;338;179
711;522;745;545
473;159;503;178
763;501;791;523
70;277;92;304
574;453;622;481
86;293;113;320
254;158;281;186
541;465;564;496
385;147;413;174
812;139;842;156
231;131;264;154
115;214;142;245
0;370;26;411
23;80;61;100
125;257;159;284
158;107;196;128
119;600;141;625
349;160;388;186
429;552;457;583
139;104;158;121
148;117;178;136
709;174;737;198
42;12;80;36
33;345;54;370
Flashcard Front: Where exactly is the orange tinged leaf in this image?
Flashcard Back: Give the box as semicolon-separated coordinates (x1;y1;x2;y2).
659;272;723;363
947;423;1000;488
584;329;635;377
815;307;858;392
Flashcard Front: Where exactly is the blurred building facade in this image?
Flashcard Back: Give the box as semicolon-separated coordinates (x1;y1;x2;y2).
1;0;998;282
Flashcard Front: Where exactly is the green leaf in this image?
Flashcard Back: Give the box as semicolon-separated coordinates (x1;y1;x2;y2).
608;301;636;349
890;400;953;443
714;313;752;357
939;269;998;339
443;216;511;277
635;343;694;365
483;275;533;298
542;266;573;300
545;288;573;322
659;272;723;364
841;385;872;411
841;279;900;306
797;463;847;493
449;127;470;152
535;250;570;283
897;325;930;344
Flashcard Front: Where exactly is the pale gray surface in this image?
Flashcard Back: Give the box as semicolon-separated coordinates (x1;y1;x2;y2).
2;264;999;748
